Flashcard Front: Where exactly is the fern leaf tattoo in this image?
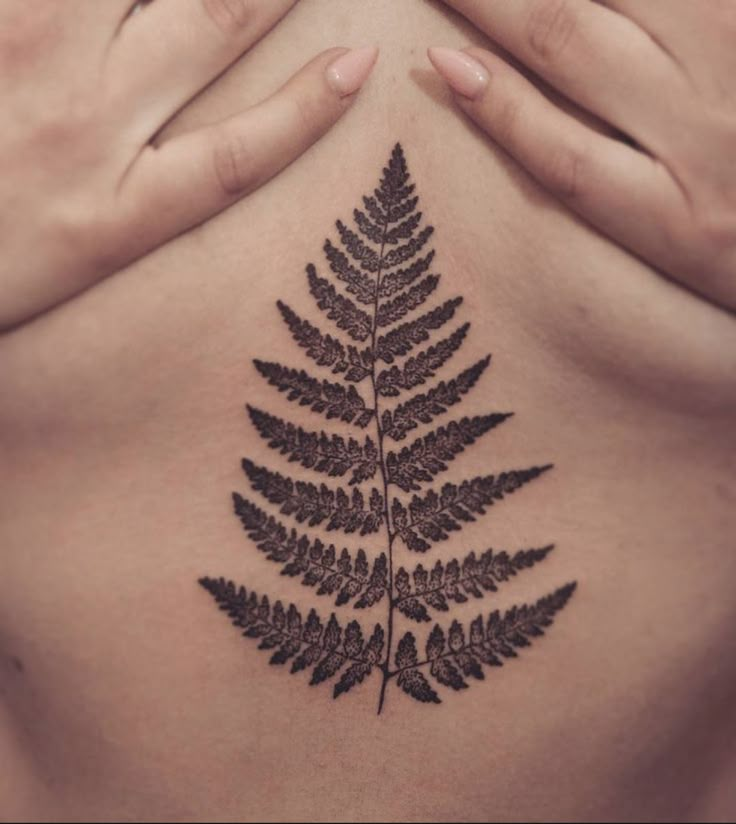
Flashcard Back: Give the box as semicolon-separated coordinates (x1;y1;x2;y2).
394;545;554;623
232;495;388;608
247;406;378;484
253;360;374;427
391;466;553;552
200;144;577;712
385;413;513;491
199;578;385;697
394;583;577;698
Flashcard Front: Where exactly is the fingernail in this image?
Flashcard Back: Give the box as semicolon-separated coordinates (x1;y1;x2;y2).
326;46;379;97
428;46;488;100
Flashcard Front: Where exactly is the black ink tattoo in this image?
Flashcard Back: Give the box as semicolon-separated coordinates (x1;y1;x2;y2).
200;144;577;712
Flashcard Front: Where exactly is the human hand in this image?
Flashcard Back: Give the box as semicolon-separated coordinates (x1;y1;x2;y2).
428;0;736;312
0;0;378;330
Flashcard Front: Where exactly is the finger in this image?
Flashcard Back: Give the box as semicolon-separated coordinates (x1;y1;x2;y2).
433;0;686;153
427;47;705;297
598;0;736;72
107;0;299;134
117;47;378;255
59;0;138;28
596;0;688;27
596;0;694;56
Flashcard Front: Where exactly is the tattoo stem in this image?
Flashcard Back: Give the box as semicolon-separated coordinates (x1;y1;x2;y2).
370;214;396;716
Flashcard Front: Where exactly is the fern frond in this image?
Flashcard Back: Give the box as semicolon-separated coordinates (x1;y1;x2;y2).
242;459;384;536
277;301;349;374
384;212;423;245
382;356;491;442
361;194;388;225
323;239;377;305
363;193;419;228
381;226;434;270
394;545;555;622
394;633;441;703
199;577;385;697
378;250;435;299
307;265;372;341
396;667;441;703
385;413;512;491
376;275;440;328
394;583;577;698
232;495;388;608
375;324;469;398
202;142;575;713
391;465;553;552
375;297;463;364
253;360;374;427
343;345;373;383
352;209;385;245
375;145;415;215
336;221;380;273
247;406;378;484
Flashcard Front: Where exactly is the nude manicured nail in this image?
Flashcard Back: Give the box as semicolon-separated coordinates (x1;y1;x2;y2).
326;46;379;97
428;46;488;100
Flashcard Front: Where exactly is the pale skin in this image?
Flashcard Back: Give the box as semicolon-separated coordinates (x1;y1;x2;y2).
1;2;735;821
0;0;379;330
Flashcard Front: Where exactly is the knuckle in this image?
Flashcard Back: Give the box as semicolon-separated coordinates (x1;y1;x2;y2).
0;3;56;72
201;0;251;36
525;0;578;63
544;143;587;200
212;130;256;196
31;90;100;156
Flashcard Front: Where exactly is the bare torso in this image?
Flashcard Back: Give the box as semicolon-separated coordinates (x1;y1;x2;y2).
1;2;735;821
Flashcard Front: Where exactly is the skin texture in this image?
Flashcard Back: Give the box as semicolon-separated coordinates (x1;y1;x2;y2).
0;0;377;330
1;1;735;822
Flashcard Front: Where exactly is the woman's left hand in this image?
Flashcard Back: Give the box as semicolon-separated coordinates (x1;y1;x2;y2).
428;0;736;312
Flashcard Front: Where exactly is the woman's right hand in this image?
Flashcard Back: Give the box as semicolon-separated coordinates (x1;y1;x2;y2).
0;0;378;331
